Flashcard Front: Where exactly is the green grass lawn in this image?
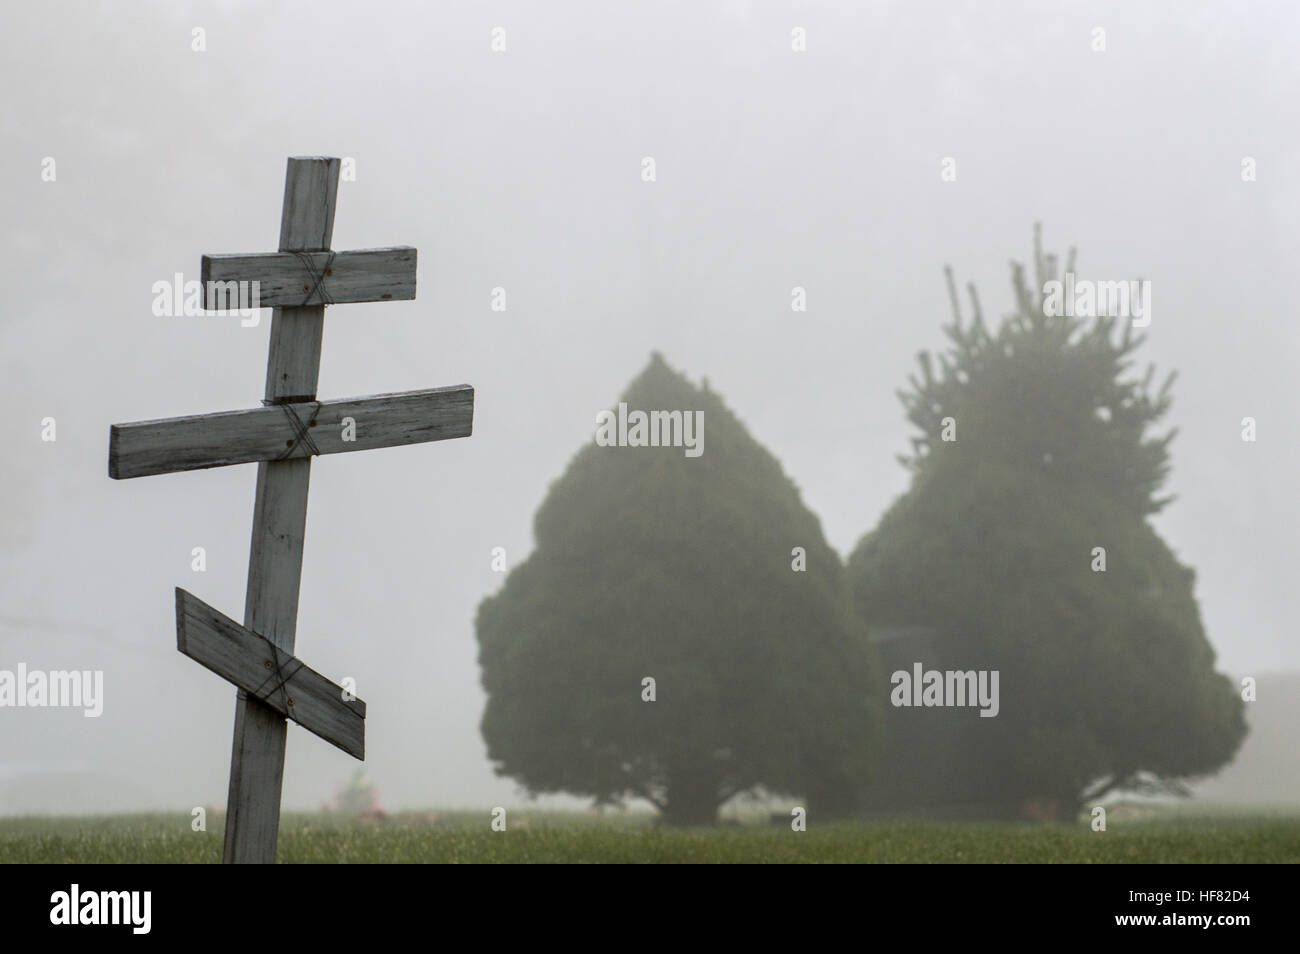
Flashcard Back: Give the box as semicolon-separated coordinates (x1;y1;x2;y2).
3;806;1297;863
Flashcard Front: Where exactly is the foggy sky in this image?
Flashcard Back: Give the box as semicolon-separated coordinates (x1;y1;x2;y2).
2;0;1297;813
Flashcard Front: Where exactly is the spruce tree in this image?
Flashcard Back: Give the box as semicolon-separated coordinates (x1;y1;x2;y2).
848;228;1246;819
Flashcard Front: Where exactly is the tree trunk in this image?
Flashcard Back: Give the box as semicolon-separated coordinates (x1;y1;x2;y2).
660;766;721;826
1056;793;1085;823
806;778;861;820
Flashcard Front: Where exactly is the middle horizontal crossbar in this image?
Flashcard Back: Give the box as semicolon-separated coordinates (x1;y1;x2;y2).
109;385;474;479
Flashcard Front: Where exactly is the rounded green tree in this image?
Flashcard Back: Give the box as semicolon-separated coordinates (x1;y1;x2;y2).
848;232;1246;820
477;354;878;824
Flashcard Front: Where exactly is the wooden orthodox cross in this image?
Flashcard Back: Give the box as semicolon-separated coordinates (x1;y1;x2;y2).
109;156;474;863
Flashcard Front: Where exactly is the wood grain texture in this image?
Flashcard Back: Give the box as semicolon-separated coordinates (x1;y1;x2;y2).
200;247;417;308
177;589;365;757
109;385;475;478
278;156;339;251
224;691;289;862
226;156;340;865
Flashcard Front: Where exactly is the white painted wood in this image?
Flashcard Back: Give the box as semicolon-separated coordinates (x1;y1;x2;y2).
176;588;365;758
109;385;474;478
200;246;416;308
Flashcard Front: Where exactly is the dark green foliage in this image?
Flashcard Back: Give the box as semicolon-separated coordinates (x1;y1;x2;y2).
849;233;1246;820
477;354;878;824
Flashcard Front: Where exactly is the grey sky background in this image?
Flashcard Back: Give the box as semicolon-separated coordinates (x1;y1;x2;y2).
1;0;1297;813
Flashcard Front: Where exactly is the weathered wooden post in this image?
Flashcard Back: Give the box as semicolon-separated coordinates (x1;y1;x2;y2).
109;156;474;863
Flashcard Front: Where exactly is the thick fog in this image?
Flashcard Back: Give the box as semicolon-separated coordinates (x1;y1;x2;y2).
2;0;1296;813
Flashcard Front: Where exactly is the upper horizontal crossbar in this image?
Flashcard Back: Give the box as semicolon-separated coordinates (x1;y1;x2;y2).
200;246;416;308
